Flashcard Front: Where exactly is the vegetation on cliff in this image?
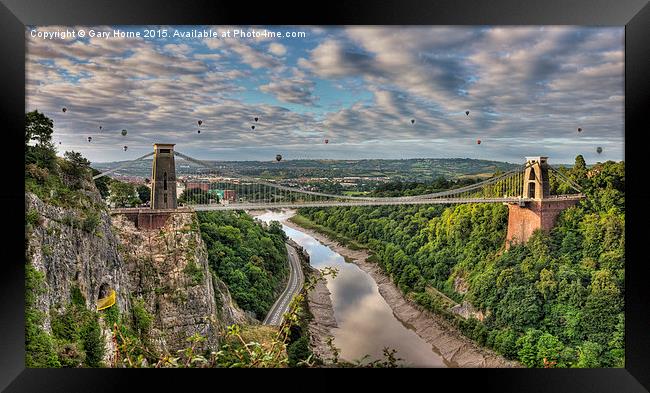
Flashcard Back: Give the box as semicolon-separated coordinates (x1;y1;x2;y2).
196;211;289;319
298;156;625;368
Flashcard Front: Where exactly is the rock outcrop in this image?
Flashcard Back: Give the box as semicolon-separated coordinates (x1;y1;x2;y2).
111;211;249;354
25;192;131;332
26;188;249;362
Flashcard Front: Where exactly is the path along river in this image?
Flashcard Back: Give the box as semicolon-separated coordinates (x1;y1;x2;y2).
255;210;450;367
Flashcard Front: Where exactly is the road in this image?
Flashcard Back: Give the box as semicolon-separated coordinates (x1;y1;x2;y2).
263;244;305;326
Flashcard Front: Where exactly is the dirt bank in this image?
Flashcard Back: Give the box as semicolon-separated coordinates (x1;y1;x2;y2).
281;217;520;368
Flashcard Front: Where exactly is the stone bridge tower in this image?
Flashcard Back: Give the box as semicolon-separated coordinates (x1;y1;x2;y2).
505;157;582;249
150;143;177;210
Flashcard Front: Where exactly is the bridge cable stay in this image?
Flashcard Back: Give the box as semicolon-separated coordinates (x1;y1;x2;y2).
176;152;541;208
92;152;155;180
547;166;584;194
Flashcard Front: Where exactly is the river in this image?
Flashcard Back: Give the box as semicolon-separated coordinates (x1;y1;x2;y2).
255;210;448;367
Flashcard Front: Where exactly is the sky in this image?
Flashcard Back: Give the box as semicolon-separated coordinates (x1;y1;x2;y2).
25;25;624;164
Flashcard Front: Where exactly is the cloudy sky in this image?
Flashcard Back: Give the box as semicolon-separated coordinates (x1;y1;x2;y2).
26;26;624;164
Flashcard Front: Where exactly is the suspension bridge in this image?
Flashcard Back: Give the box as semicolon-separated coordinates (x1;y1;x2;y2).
93;144;585;212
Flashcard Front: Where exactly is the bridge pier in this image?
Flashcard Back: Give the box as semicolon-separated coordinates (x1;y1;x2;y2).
505;157;583;249
110;208;193;230
505;198;581;249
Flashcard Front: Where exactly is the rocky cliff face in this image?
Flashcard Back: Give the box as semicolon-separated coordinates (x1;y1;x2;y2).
26;189;249;362
25;192;131;333
111;212;249;354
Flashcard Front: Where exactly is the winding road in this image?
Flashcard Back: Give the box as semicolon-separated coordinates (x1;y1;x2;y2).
263;244;305;326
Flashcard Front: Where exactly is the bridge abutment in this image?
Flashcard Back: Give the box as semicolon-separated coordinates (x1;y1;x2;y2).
505;198;581;249
111;208;193;230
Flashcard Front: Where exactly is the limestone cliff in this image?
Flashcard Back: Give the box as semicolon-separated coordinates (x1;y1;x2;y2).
26;189;249;363
111;212;249;354
25;192;131;333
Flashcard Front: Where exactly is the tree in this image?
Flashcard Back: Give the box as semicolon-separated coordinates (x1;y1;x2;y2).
571;155;588;187
137;185;151;204
25;110;54;147
92;168;112;200
109;181;140;207
575;341;602;368
25;111;57;170
581;270;622;345
179;187;211;204
60;151;91;190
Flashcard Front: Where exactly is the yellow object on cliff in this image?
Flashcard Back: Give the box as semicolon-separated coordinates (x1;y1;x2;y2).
97;289;116;311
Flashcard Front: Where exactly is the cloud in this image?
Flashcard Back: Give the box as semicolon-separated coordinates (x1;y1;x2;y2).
25;25;624;164
268;42;287;56
259;68;318;105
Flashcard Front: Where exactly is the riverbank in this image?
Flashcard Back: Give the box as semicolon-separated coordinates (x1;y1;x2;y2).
283;214;520;368
250;211;338;363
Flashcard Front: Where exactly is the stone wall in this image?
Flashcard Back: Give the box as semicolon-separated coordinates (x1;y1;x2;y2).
506;198;581;248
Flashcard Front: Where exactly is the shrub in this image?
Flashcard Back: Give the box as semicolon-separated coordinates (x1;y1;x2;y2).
57;342;86;368
131;298;153;338
287;335;311;367
25;263;60;367
183;261;204;286
82;212;100;233
80;314;105;367
26;209;40;227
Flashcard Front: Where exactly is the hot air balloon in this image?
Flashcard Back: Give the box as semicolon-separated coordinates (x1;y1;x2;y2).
62;107;67;113
198;120;203;126
324;139;329;144
254;117;259;122
477;139;481;145
251;125;255;130
411;119;415;124
197;129;201;134
59;141;62;145
275;154;282;162
99;125;103;130
87;136;92;142
123;146;128;151
596;147;603;154
466;111;470;116
577;127;582;132
121;129;127;136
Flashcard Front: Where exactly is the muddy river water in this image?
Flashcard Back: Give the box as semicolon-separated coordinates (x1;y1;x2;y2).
256;210;448;367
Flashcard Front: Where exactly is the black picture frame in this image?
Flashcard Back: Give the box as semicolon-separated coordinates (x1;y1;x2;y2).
2;0;648;391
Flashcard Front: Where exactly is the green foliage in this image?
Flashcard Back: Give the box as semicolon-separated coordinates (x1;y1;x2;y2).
25;113;100;211
70;285;86;307
82;211;101;233
136;185;151;204
26;209;40;228
92;168;112;200
59;151;91;190
109;181;141;207
297;157;625;368
102;304;120;328
48;285;106;367
179;187;217;205
183;261;205;286
25;263;61;367
79;314;104;367
197;211;288;319
287;335;310;367
25;111;57;171
56;342;86;368
131;298;153;338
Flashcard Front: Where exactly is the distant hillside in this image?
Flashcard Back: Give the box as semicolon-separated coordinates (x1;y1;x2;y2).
91;158;521;182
